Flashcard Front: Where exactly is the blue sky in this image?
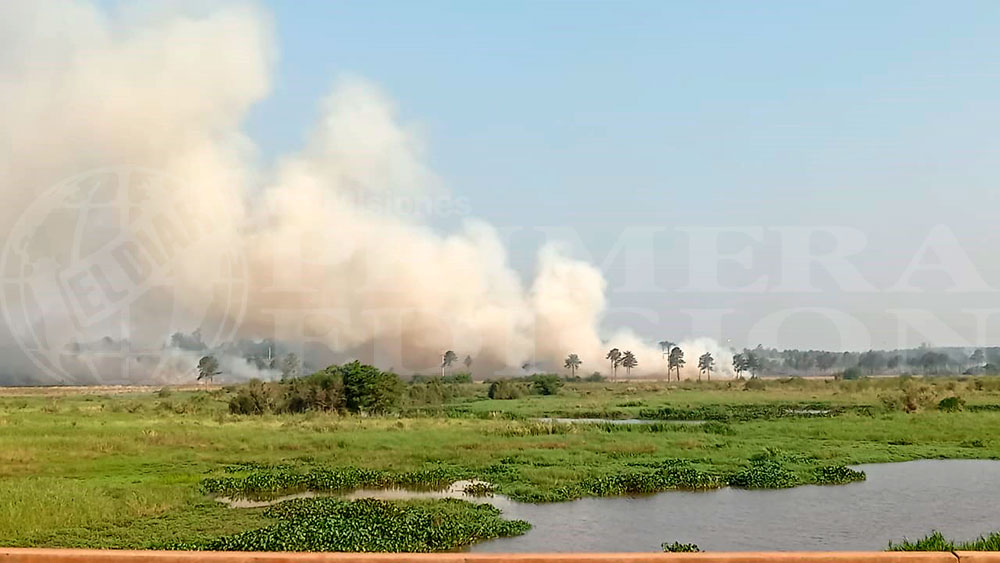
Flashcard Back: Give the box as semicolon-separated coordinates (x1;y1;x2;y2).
250;1;1000;229
247;1;1000;348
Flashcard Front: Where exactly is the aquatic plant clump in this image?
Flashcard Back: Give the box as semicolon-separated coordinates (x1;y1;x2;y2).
638;402;874;422
169;497;530;552
813;465;866;485
579;461;724;497
462;482;495;496
662;541;701;552
727;460;797;489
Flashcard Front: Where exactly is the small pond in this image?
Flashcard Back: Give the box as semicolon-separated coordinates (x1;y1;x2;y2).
219;460;1000;552
471;459;1000;552
532;417;704;425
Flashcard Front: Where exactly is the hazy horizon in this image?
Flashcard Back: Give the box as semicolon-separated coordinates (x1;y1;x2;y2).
1;1;999;383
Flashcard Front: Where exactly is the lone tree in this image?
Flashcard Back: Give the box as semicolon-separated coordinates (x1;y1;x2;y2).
667;346;685;380
606;348;622;381
698;351;715;381
564;353;582;378
463;355;473;371
441;350;458;377
732;352;746;379
658;340;675;380
197;355;221;383
621;350;638;378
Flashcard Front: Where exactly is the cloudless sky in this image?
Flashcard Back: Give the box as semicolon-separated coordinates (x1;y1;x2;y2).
248;1;1000;348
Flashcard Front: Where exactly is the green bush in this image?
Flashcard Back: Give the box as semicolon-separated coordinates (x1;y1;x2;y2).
938;396;965;412
487;380;526;400
226;362;403;415
445;373;472;384
842;367;863;380
341;361;403;414
228;379;276;415
528;374;563;395
282;369;346;413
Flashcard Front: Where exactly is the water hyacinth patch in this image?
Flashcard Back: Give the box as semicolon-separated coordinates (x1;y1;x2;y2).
167;497;529;552
662;541;701;552
727;460;798;489
813;465;866;485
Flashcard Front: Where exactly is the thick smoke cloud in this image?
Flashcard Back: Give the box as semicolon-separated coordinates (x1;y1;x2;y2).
0;1;731;383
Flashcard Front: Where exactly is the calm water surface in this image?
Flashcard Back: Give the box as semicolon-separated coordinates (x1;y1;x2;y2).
532;417;704;425
470;460;1000;552
220;460;1000;551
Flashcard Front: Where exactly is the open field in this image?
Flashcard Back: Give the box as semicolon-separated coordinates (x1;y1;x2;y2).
3;376;1000;550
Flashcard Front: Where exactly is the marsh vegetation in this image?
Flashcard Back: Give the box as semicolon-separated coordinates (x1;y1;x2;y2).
3;369;1000;551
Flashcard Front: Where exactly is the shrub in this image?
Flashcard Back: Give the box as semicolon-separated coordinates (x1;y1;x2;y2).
528;374;563;395
229;379;276;415
282;369;346;413
937;396;965;412
444;373;472;384
341;361;403;414
226;362;402;416
487;380;525;400
842;367;863;380
880;382;938;413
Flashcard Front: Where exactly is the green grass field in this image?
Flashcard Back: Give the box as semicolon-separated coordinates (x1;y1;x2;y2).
2;375;1000;550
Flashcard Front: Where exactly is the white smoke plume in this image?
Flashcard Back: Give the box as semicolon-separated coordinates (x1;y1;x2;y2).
0;1;733;382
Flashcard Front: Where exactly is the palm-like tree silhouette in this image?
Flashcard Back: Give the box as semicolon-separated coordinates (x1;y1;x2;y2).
659;340;676;380
606;348;622;381
441;350;458;377
668;346;685;380
698;352;714;381
564;353;582;378
621;350;638;378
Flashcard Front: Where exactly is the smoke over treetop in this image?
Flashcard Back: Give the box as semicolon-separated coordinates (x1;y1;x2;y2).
0;1;730;382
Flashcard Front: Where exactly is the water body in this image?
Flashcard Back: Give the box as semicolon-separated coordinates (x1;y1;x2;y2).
532;417;704;425
217;479;493;508
471;460;1000;552
219;460;1000;552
